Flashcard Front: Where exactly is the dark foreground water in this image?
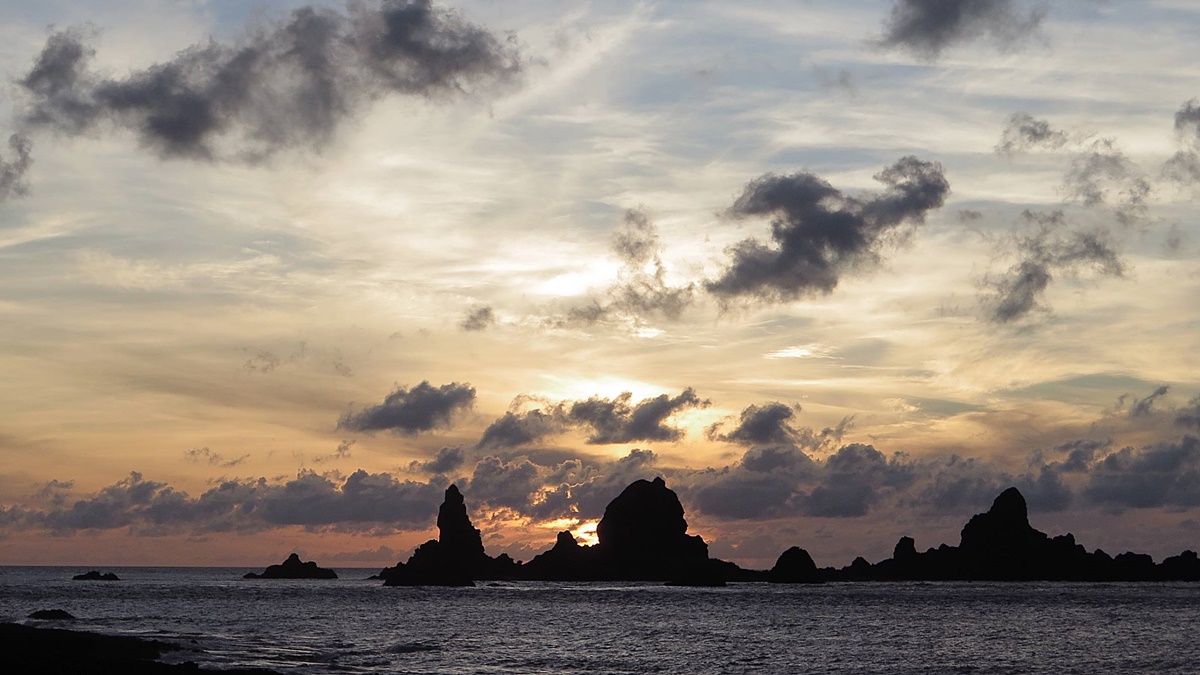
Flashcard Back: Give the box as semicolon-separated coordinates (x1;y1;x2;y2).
2;567;1199;674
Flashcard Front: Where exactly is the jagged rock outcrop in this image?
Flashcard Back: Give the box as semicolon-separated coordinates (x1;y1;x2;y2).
768;546;822;583
380;484;519;586
243;553;337;579
72;571;120;581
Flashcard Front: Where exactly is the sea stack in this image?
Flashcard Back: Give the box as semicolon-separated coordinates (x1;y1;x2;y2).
243;553;337;579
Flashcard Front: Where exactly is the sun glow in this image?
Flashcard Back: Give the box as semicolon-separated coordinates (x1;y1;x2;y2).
571;520;599;547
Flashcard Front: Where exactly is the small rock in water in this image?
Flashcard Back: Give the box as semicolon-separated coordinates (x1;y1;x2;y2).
28;609;76;620
72;570;120;581
388;642;440;654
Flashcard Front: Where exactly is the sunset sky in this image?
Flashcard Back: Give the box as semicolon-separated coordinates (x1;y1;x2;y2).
2;0;1199;570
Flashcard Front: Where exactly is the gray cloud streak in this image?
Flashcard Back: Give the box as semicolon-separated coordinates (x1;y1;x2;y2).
18;0;521;163
995;112;1069;155
0;134;33;202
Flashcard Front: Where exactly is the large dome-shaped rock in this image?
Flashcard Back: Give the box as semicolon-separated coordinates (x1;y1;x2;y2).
768;546;822;583
243;553;337;579
594;477;712;581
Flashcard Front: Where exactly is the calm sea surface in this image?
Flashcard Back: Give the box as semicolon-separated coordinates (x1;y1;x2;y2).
2;566;1198;674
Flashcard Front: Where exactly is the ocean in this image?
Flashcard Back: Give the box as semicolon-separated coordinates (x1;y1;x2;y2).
3;566;1199;674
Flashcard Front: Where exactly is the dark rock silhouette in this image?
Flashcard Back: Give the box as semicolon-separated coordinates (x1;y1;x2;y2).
72;571;120;581
380;484;518;586
768;547;822;583
243;553;337;579
28;609;76;621
0;622;281;673
376;479;1200;585
779;486;1200;582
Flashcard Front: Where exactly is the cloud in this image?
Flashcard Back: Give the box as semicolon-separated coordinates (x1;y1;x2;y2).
562;209;697;325
18;0;521;162
1177;397;1200;430
184;447;250;468
1063;139;1151;227
1175;98;1200;141
1128;385;1170;419
338;380;476;434
568;387;709;444
415;445;467;474
477;408;566;449
1083;437;1200;510
995;112;1069;155
465;456;541;511
460;305;496;332
879;0;1046;60
707;156;949;303
802;443;916;517
1163;101;1200;186
0;134;33;202
0;469;448;534
707;402;852;454
981;210;1125;323
1162;151;1200;186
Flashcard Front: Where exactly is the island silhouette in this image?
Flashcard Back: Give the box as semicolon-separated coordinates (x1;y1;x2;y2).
371;478;1200;585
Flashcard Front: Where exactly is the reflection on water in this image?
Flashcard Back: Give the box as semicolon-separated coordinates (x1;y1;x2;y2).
3;567;1199;674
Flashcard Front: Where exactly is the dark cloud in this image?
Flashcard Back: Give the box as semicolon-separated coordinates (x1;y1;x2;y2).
1129;385;1170;418
0;469;447;534
0;134;33;202
692;470;799;519
879;0;1046;60
460;305;496;332
465;456;541;511
707;156;949;303
417;445;467;474
707;402;852;454
1177;397;1200;430
338;380;475;434
1174;99;1200;141
530;449;661;521
477;408;566;449
18;1;521;162
981;210;1125;323
1162;151;1200;186
184;447;250;468
802;444;916;518
995;112;1069;155
314;439;356;464
1046;438;1111;473
568;388;708;444
562;209;697;325
1083;437;1200;510
1063;139;1151;227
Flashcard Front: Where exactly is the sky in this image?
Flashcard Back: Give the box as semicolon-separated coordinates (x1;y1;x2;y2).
1;0;1199;570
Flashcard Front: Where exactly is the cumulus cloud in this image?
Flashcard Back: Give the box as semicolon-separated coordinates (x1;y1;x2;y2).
802;444;916;517
707;402;852;453
879;0;1046;60
1163;100;1200;186
707;156;949;303
995;112;1069;155
460;306;495;332
0;469;446;534
18;0;521;162
465;456;541;511
568;388;709;444
981;210;1125;323
338;380;476;434
1083;437;1200;510
416;445;467;474
477;408;566;449
1177;397;1200;430
0;134;33;202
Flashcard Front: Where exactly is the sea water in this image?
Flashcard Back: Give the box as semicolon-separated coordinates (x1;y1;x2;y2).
2;566;1199;674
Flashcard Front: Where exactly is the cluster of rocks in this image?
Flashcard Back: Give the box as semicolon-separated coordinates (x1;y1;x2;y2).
374;479;1200;586
72;571;120;581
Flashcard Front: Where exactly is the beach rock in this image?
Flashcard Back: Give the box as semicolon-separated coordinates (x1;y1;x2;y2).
28;609;75;621
243;553;337;579
72;571;120;581
768;546;822;583
593;477;713;581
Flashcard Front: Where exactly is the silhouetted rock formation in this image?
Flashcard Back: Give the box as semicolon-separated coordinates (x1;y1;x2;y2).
0;623;281;674
769;547;822;583
243;553;337;579
380;485;519;586
28;609;76;621
72;571;120;581
783;487;1200;582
